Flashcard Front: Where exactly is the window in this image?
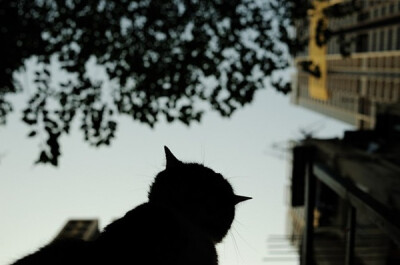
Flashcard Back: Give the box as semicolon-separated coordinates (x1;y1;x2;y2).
388;56;394;68
389;3;395;14
356;33;368;52
397;27;400;50
358;12;369;22
379;30;385;51
370;79;376;96
379;57;385;68
387;28;393;50
388;82;394;100
372;31;377;51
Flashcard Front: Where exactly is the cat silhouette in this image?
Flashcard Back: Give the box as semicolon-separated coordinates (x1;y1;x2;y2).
12;146;251;265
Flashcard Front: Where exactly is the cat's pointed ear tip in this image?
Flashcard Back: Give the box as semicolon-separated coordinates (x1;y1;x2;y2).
164;146;181;168
164;146;174;158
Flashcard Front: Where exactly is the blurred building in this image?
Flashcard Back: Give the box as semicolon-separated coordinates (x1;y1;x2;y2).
291;0;400;129
53;219;99;242
288;104;400;264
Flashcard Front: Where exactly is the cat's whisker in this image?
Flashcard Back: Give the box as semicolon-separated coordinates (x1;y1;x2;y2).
226;175;252;180
200;145;206;165
131;173;155;182
229;230;242;265
233;219;245;228
232;226;258;254
128;186;148;193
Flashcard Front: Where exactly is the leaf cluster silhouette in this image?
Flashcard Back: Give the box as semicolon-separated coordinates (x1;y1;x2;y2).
1;0;292;166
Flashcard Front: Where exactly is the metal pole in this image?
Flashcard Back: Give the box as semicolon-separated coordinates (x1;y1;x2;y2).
345;206;356;265
302;150;315;265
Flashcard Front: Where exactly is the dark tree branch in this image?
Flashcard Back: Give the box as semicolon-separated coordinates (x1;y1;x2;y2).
0;0;293;166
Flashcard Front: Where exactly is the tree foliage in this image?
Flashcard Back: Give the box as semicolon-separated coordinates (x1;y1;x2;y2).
0;0;292;166
269;0;311;57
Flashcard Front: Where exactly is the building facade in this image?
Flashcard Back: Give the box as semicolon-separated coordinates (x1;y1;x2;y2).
53;219;99;242
288;104;400;265
292;0;400;129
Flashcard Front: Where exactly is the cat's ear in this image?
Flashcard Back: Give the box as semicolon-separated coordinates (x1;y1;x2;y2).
234;195;252;205
164;146;182;169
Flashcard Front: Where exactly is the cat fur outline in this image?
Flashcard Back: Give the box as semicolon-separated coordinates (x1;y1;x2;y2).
12;146;251;265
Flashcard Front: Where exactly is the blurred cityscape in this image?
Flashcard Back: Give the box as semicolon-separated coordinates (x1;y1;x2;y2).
285;0;400;264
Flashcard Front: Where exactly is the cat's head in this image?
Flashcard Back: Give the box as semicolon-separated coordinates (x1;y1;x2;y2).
148;146;250;243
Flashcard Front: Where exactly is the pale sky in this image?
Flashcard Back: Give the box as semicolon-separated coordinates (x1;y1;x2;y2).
0;67;352;265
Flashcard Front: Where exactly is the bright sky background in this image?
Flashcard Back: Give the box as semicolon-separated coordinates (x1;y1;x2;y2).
0;65;352;265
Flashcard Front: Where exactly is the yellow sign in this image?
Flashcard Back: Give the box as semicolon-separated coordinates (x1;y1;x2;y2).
308;0;332;101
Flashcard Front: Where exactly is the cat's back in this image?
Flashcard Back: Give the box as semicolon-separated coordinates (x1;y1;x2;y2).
95;202;218;265
11;147;249;265
12;239;90;265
